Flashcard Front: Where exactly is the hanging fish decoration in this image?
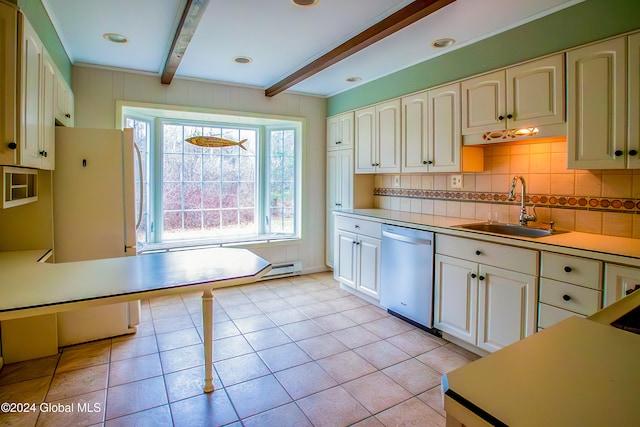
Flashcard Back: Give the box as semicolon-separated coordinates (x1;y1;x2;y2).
185;136;248;151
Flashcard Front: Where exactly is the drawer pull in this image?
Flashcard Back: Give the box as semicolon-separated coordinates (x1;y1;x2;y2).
564;266;572;273
475;250;482;256
562;294;571;301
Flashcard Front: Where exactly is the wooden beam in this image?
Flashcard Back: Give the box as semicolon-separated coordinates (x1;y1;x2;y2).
265;0;456;97
161;0;210;85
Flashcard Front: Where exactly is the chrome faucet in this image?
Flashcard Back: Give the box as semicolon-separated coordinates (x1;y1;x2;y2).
508;176;537;226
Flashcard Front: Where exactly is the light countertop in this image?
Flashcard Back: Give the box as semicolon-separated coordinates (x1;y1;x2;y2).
442;289;640;427
0;248;271;321
335;209;640;265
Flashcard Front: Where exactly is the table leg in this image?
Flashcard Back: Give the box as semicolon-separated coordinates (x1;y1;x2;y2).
202;288;214;393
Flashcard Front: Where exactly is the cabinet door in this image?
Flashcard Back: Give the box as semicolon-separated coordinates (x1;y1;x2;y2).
19;17;43;168
567;37;627;169
327;115;340;151
326;149;353;267
0;2;17;166
41;51;55;170
335;230;357;289
461;70;505;134
604;264;640;307
507;54;565;128
357;235;381;300
629;33;640;169
55;74;73;127
402;91;429;173
428;82;461;173
338;112;354;150
376;99;401;173
434;254;478;345
355;106;376;173
477;265;536;353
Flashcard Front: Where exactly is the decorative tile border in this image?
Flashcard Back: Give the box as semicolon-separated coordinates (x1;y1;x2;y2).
374;188;640;214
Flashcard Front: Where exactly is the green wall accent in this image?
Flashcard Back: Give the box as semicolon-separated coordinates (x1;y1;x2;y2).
327;0;640;116
18;0;71;85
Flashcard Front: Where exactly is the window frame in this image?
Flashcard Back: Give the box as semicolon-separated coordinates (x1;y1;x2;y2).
119;103;303;251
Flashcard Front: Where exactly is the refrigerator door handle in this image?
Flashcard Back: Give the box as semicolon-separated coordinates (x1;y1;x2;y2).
133;142;144;231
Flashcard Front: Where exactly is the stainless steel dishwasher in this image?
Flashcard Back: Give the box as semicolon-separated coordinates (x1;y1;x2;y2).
380;224;435;329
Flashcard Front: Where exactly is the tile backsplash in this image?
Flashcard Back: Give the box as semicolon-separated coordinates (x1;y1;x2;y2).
373;140;640;239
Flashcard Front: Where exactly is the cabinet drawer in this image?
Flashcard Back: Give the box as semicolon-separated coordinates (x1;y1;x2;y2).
436;234;538;275
538;303;585;329
334;215;381;239
541;252;602;289
539;278;601;316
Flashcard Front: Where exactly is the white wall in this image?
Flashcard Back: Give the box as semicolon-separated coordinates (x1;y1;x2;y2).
72;65;328;273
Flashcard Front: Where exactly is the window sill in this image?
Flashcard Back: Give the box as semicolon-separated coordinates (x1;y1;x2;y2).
138;235;301;254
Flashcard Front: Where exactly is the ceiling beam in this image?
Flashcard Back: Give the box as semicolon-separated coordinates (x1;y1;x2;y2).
161;0;210;85
264;0;456;97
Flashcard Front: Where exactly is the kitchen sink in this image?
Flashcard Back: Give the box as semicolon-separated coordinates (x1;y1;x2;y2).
455;222;569;238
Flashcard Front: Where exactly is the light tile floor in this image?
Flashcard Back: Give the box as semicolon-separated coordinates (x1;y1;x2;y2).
0;272;479;427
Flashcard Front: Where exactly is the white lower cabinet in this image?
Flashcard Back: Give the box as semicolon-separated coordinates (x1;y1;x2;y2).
434;234;538;353
604;263;640;307
537;252;602;329
334;215;381;300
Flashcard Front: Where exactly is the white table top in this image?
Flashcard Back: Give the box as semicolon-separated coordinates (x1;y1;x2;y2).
0;248;271;321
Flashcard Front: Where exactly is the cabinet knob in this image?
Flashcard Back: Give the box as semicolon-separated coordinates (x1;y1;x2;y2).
7;142;17;150
470;273;477;279
614;150;623;156
354;225;360;229
336;141;341;145
39;150;47;158
478;275;485;281
65;113;71;119
498;115;504;121
629;149;638;156
335;203;342;207
507;114;513;119
625;285;640;295
475;250;482;256
564;266;572;273
562;294;571;301
423;160;428;165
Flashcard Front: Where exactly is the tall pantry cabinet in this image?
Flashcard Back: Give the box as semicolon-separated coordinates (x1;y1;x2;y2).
326;112;373;267
0;1;17;166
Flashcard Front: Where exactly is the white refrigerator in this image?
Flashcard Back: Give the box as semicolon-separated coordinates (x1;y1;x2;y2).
53;127;141;346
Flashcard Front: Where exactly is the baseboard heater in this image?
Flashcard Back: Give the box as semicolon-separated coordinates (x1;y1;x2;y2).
260;261;302;280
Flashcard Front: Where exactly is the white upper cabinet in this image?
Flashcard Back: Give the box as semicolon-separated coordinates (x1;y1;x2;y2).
628;33;640;169
428;82;462;173
327;112;353;151
19;16;44;169
355;100;401;174
0;2;17;166
401;91;429;173
462;70;505;134
55;73;74;127
567;37;627;169
462;54;565;135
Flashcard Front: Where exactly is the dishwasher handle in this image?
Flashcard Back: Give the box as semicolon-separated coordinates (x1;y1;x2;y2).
382;230;432;245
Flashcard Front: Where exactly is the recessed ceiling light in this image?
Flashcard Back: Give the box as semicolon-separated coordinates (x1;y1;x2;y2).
292;0;319;6
103;33;128;44
431;38;455;48
233;56;253;64
346;77;362;83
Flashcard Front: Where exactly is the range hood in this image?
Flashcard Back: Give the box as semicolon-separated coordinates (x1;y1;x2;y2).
463;122;567;145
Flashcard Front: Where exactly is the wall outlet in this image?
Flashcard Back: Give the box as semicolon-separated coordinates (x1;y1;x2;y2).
451;174;463;189
393;175;400;187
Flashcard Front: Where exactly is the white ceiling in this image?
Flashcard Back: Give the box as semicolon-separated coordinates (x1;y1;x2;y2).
41;0;583;97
